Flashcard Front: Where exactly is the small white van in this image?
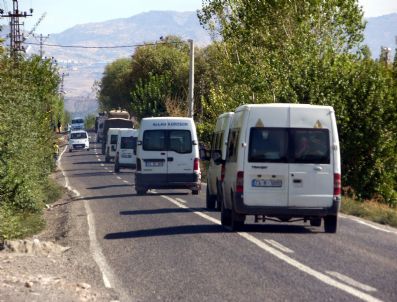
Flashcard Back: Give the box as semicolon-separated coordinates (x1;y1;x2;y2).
114;128;138;173
68;130;90;152
135;117;201;195
206;112;234;210
217;104;341;232
71;117;85;131
105;128;121;162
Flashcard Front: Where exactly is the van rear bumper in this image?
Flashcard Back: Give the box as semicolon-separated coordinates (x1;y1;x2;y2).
135;173;201;190
234;193;340;217
118;163;136;169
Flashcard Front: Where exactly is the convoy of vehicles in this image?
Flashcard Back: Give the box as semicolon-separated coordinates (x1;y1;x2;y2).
67;104;341;233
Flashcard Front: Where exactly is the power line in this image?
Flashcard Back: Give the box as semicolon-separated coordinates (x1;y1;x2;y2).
24;41;183;49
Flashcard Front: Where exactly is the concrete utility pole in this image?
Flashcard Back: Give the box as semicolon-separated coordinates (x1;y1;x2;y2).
188;39;195;118
0;0;33;56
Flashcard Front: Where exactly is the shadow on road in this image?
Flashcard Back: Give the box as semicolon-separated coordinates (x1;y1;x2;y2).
120;208;206;216
104;224;225;239
86;184;132;190
73;161;108;165
104;223;315;240
70;171;116;177
80;193;136;200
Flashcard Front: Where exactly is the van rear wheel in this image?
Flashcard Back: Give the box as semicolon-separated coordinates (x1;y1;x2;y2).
206;186;216;209
221;200;231;227
324;215;338;233
136;188;147;195
230;210;245;231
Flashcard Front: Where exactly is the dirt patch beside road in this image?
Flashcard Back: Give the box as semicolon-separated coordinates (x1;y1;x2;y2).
0;169;119;302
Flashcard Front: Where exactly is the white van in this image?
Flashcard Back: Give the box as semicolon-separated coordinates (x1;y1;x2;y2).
71;117;85;131
217;104;341;232
105;128;121;162
114;128;138;173
206;112;234;210
68;130;90;152
135;117;201;195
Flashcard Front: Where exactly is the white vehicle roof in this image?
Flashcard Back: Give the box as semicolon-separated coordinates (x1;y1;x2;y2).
118;128;138;136
140;117;194;130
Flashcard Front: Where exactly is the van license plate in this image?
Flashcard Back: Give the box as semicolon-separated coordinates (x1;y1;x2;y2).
252;179;282;187
145;161;163;167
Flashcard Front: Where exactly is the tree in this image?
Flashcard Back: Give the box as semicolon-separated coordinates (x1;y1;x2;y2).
97;58;133;113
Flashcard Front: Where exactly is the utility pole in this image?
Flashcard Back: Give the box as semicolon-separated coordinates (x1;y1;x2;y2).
33;33;50;57
0;0;33;56
188;39;195;118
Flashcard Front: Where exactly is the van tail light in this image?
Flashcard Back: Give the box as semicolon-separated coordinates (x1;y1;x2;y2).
334;173;341;196
236;171;244;193
193;158;200;171
221;163;225;182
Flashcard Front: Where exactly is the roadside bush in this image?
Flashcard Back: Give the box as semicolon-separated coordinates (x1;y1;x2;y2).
0;54;61;226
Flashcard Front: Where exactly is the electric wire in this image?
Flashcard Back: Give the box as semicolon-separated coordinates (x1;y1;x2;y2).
25;40;184;49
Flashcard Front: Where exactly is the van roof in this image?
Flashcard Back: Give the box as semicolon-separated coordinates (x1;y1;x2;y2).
236;103;334;112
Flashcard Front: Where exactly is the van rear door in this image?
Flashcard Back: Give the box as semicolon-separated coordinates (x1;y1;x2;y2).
141;129;167;183
288;107;333;208
167;128;195;183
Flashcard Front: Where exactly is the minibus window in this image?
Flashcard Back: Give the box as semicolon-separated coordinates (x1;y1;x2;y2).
143;130;166;151
110;135;118;144
292;129;330;164
227;129;239;162
169;130;192;154
248;128;288;163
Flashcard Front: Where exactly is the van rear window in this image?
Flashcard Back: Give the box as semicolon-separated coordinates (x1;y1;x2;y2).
110;135;118;144
248;128;330;164
143;130;192;153
121;136;136;149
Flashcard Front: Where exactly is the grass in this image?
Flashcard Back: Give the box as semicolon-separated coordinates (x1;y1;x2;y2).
341;197;397;228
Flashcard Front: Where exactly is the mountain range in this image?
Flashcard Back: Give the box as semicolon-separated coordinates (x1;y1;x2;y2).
1;11;396;115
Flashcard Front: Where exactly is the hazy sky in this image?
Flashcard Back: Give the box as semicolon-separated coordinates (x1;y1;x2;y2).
1;0;397;34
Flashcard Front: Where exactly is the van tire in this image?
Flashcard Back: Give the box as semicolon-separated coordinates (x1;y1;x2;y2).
221;200;231;227
230;210;245;231
114;163;120;173
136;188;147;195
192;190;199;195
206;186;216;209
324;215;338;233
310;218;322;227
69;149;72;153
216;181;222;211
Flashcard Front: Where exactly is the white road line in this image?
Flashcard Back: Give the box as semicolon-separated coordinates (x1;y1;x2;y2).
97;158;101;161
160;195;382;302
123;180;129;184
340;214;397;235
100;164;104;167
175;198;187;204
116;176;122;180
263;239;294;253
326;271;377;292
57;147;115;290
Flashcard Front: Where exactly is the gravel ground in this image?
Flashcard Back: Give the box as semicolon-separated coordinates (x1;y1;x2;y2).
0;170;120;302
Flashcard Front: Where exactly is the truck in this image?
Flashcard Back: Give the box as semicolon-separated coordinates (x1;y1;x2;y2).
101;110;134;154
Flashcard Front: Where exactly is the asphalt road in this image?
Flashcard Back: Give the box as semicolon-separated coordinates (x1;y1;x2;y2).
59;135;397;302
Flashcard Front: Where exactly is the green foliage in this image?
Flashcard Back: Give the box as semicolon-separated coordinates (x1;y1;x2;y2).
84;114;96;130
129;36;190;120
97;58;133;113
0;54;61;216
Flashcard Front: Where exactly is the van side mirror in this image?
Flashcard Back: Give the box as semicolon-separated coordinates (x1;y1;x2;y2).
137;140;142;146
